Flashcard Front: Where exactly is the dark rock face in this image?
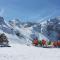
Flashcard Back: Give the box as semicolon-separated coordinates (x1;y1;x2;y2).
0;33;9;46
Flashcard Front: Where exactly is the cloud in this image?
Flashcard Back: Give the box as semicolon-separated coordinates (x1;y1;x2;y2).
0;8;4;16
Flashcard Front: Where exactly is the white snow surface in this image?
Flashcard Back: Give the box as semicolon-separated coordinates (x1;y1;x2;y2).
0;44;60;60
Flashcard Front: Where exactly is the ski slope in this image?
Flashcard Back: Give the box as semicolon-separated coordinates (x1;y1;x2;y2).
0;44;60;60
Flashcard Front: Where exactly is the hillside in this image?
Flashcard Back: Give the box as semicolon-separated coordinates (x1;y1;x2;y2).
0;16;60;45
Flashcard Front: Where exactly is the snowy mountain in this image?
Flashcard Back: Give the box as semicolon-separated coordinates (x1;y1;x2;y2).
0;17;41;45
41;17;60;41
0;16;60;45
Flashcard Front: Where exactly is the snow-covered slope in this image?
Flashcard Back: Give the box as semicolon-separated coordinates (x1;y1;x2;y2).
0;44;60;60
0;16;60;45
0;17;48;45
0;17;60;60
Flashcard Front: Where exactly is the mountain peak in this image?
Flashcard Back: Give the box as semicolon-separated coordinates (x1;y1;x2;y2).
0;16;5;25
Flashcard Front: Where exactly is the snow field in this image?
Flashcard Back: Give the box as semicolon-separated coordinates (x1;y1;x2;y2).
0;44;60;60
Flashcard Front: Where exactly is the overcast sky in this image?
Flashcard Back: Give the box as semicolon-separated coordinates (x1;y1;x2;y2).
0;0;60;22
